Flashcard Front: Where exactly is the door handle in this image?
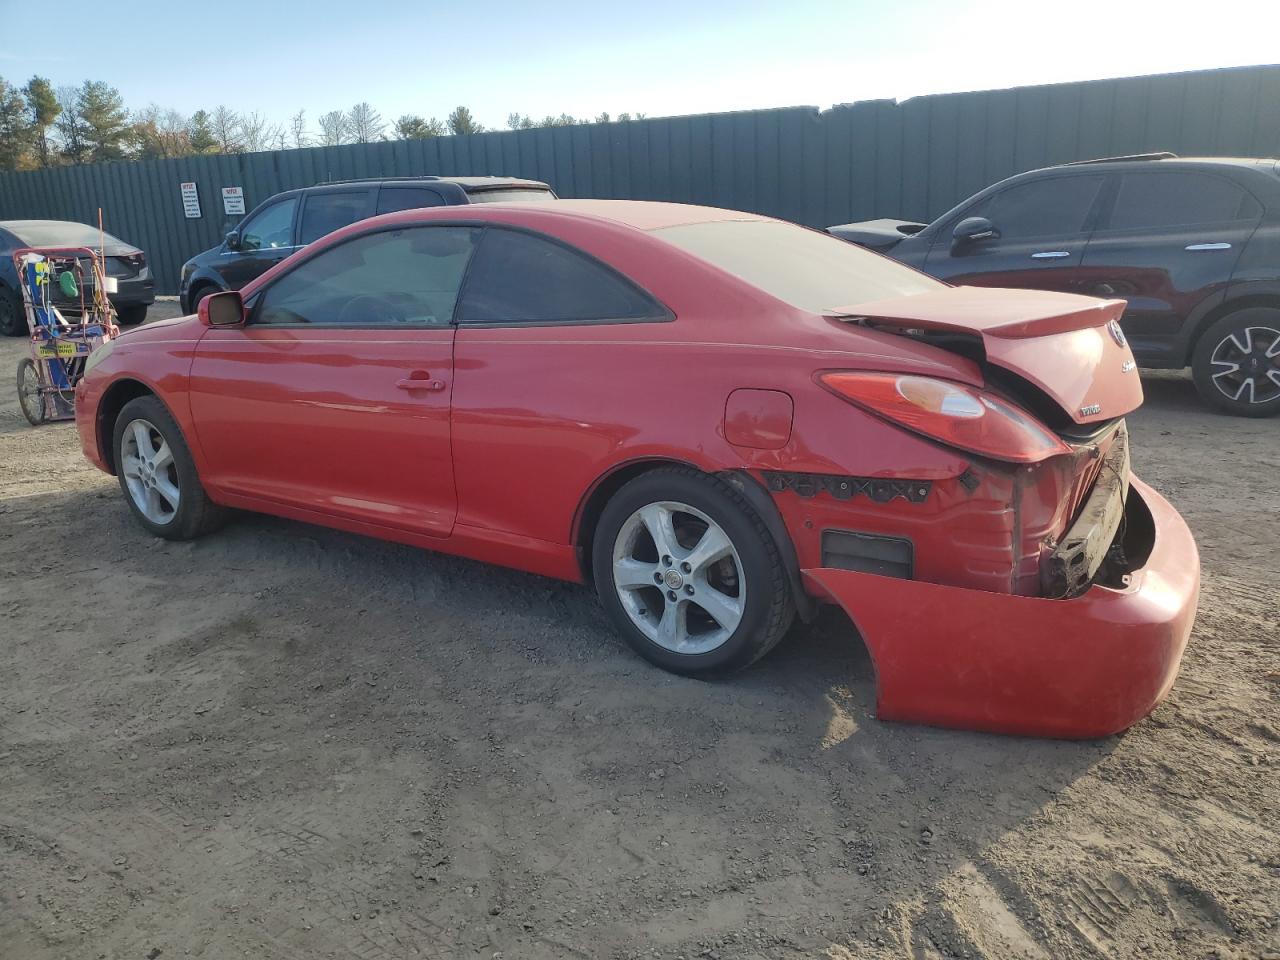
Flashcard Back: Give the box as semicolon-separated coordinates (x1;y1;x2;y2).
1031;250;1071;259
1185;242;1231;251
396;376;446;392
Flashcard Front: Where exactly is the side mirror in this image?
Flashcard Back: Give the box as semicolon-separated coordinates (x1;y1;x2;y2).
224;231;241;251
199;290;245;327
953;216;997;244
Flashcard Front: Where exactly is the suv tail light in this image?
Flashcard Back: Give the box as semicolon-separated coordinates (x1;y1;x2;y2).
819;372;1071;464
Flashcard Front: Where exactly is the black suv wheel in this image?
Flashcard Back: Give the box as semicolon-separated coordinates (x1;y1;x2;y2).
1192;308;1280;417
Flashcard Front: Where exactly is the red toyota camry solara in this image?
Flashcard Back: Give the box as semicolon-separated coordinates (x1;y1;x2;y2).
75;200;1200;738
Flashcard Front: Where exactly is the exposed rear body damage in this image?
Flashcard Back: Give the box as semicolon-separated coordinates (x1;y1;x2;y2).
803;479;1197;739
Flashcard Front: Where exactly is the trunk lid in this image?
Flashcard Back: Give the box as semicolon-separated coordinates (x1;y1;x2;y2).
828;286;1143;426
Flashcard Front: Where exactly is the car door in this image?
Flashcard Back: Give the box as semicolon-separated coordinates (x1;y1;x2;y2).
450;226;671;542
924;173;1107;294
1077;170;1261;363
297;189;376;247
189;224;482;537
218;196;300;290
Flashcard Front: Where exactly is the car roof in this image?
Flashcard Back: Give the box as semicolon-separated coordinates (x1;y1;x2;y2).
0;219;133;248
444;198;772;231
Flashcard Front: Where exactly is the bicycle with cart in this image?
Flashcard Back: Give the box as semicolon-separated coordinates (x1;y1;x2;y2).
14;245;118;426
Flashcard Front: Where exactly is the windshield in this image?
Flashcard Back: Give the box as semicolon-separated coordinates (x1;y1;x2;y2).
7;220;130;249
466;189;555;204
653;219;941;312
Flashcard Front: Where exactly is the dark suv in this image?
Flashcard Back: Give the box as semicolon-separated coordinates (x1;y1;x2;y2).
179;176;555;313
829;155;1280;416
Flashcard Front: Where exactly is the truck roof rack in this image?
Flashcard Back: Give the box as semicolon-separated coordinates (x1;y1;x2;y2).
1062;153;1178;166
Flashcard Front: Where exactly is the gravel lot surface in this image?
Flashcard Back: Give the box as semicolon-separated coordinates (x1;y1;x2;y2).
1;300;1276;960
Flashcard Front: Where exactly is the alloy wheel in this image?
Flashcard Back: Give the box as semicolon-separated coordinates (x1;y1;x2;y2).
611;500;745;655
121;418;180;524
1210;325;1280;405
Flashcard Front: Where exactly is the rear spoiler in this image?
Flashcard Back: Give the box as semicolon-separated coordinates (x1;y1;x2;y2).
827;287;1126;339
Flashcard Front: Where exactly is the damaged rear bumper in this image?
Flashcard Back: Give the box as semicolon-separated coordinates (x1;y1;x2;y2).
803;477;1199;739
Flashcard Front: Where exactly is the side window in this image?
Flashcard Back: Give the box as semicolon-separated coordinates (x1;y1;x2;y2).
975;175;1105;240
377;188;446;216
298;192;371;245
239;198;298;252
457;228;663;324
253;227;480;326
1105;173;1260;231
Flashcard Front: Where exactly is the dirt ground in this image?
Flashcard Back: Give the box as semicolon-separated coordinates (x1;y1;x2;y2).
0;300;1276;960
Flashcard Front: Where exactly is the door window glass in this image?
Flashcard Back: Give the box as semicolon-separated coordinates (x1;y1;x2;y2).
1106;173;1260;230
457;228;662;323
253;227;480;326
298;192;370;245
377;188;446;215
976;175;1104;239
239;198;298;251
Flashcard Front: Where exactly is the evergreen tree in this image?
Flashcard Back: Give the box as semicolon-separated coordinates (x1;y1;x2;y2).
23;76;59;167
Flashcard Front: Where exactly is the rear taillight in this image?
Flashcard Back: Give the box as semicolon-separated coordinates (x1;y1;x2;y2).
819;372;1071;464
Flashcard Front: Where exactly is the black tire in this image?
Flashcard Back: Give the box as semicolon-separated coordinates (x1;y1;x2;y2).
1191;307;1280;418
115;304;148;326
187;283;219;315
592;467;794;675
112;395;225;540
16;358;45;426
0;286;23;337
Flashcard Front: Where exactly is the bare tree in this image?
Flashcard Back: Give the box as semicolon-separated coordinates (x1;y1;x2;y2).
240;110;284;152
348;102;385;143
317;110;350;146
53;84;88;163
289;109;309;148
210;105;244;153
132;103;192;158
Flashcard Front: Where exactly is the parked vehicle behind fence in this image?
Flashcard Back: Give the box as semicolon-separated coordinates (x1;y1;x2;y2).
828;154;1280;417
179;176;556;313
0;220;154;335
77;199;1198;739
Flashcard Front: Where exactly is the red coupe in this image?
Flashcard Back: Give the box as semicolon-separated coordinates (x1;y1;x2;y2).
75;200;1199;738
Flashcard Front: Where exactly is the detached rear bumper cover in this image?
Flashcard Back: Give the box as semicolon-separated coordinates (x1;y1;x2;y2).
804;477;1198;739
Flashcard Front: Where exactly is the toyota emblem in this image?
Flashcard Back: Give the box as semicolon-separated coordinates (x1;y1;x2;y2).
1108;319;1127;347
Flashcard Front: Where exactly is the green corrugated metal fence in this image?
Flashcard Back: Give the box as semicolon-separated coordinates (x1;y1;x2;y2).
2;64;1278;294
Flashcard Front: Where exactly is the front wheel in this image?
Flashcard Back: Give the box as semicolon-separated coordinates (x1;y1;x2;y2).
592;467;794;675
112;395;225;540
1191;308;1280;417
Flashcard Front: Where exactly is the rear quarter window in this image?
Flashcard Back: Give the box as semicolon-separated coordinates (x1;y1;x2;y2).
457;228;663;324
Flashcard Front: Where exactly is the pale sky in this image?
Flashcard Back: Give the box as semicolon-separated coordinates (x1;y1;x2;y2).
1;0;1277;130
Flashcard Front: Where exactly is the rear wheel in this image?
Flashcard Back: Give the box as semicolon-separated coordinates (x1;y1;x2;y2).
16;359;45;425
113;395;225;540
592;467;794;675
115;304;148;326
0;287;23;336
1192;308;1280;417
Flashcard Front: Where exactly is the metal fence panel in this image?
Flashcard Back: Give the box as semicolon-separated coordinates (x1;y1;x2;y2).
1;64;1277;294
